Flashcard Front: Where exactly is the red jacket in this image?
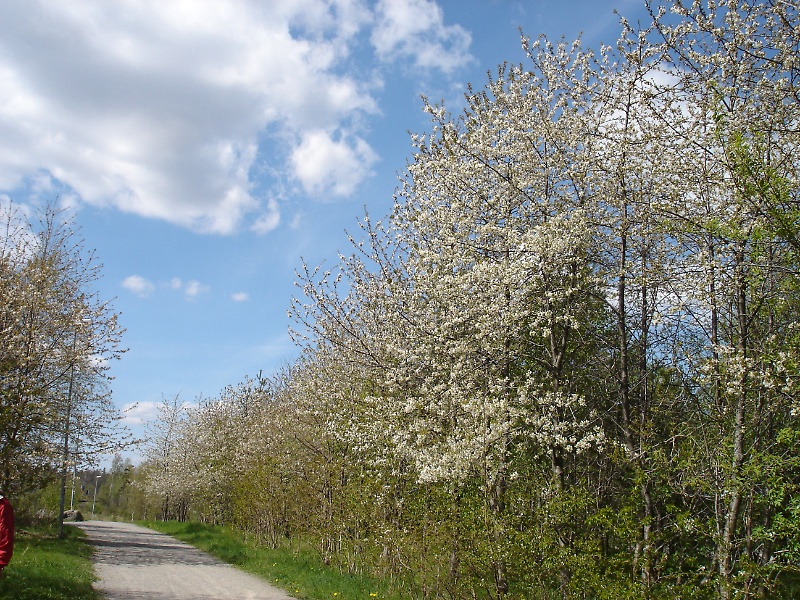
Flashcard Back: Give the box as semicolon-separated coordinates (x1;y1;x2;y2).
0;496;13;569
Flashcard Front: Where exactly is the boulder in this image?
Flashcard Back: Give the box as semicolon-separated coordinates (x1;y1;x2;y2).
63;509;84;522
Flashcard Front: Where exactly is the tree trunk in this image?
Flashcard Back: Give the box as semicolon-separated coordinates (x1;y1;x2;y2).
717;246;748;600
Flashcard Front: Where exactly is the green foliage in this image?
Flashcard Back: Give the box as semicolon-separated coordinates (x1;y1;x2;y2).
15;480;62;521
0;200;126;495
134;3;800;599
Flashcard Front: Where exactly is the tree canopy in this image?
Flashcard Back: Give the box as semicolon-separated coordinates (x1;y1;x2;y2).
137;2;800;598
0;200;126;495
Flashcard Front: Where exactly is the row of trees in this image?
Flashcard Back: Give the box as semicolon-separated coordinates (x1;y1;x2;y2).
0;201;126;500
139;2;799;598
19;453;145;523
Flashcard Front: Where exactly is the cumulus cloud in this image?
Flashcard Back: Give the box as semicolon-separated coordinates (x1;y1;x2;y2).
0;1;472;234
184;280;210;299
120;401;161;426
371;0;473;73
168;277;210;300
231;292;249;302
290;130;379;197
122;275;155;297
251;197;281;234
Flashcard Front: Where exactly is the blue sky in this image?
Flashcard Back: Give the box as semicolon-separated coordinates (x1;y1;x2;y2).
0;0;649;463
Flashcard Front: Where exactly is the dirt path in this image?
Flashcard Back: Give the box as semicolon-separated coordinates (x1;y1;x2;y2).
73;520;294;600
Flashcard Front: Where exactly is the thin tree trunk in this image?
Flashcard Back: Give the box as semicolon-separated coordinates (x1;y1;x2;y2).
717;246;748;600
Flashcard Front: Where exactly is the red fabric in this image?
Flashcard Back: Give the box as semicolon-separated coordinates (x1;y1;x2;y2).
0;497;13;569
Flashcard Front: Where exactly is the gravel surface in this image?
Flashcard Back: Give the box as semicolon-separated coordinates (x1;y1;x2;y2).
73;520;295;600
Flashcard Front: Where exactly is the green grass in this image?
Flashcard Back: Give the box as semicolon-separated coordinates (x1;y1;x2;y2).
0;522;99;600
142;520;413;600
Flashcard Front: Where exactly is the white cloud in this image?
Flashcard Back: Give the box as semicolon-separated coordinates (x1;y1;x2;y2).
0;0;377;234
184;280;210;299
119;398;198;425
122;275;155;297
161;277;210;300
124;273;209;300
0;0;471;234
120;397;199;427
166;278;210;300
120;400;160;426
290;130;378;197
251;197;281;234
231;292;249;302
371;0;473;73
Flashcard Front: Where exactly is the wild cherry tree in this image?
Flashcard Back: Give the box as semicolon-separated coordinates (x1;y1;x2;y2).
0;200;125;494
143;394;193;521
140;4;800;598
292;36;615;597
640;2;800;596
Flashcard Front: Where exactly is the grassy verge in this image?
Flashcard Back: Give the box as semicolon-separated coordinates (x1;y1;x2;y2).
142;520;413;600
0;522;98;600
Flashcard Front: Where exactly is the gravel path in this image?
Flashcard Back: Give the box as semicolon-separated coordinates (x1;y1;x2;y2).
73;520;294;600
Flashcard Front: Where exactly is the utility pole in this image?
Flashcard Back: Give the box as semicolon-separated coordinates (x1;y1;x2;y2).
92;475;101;518
57;331;77;538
